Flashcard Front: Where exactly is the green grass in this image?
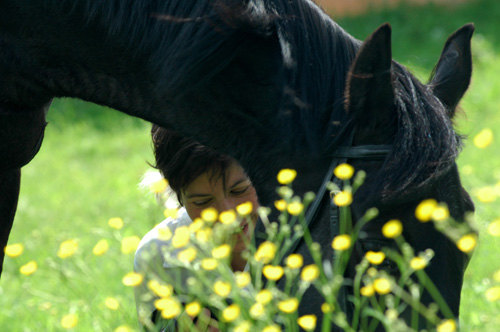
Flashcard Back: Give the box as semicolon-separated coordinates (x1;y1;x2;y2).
1;0;499;330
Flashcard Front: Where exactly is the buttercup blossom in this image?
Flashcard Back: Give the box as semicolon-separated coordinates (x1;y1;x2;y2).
236;202;253;216
415;199;438;222
301;264;320;282
485;286;500;302
212;244;231;259
286;254;304;269
365;251;385;265
201;207;218;222
185;301;201;317
172;226;190;248
410;257;428;270
432;204;450;221
382;219;403;238
333;191;352;206
277;169;297;185
121;236;141;254
4;243;24;258
278;298;299;313
256;289;273;304
161;299;181;319
250;303;265;318
92;239;109;256
360;284;375;297
262;325;281;332
147;280;173;298
213;280;231;297
234;321;250;332
331;234;351;251
201;258;218;271
20;260;37;276
287;201;304;215
222;304;240;322
219;210;237;225
150;178;168;194
108;217;124;230
297;315;317;331
157;227;173;241
104;297;120;310
254;241;277;264
263;265;284;281
196;228;212;243
163;208;178;219
321;303;333;313
274;199;287;211
61;313;78;329
456;234;477;253
436;319;457;332
122;272;143;287
114;326;133;332
473;128;493;148
235;271;251;288
334;163;354;180
488;219;500;236
57;239;78;259
177;247;197;263
373;277;391;295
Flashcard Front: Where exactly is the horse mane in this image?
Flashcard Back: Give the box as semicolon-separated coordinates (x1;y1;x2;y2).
58;0;459;199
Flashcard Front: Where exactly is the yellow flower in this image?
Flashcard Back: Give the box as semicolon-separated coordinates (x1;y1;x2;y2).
61;313;78;329
262;325;281;332
104;297;120;310
57;239;78;259
494;269;500;282
177;247;197;263
108;217;124;230
122;272;143;287
161;299;181;319
92;239;109;256
432;205;450;221
20;260;37;276
4;243;24;258
185;301;202;317
150;178;168;193
154;298;172;310
121;236;140;254
213;280;231;297
212;244;231;259
382;219;403;238
235;271;251;288
436;319;457;332
277;169;297;185
201;207;218;223
301;264;320;282
488;219;500;236
373;277;391;295
196;228;212;243
297;315;317;331
114;326;133;332
286;254;304;269
287;201;304;216
485;286;500;302
366;267;378;277
365;251;385;265
254;241;277;264
360;284;375;297
278;298;299;313
476;186;496;203
410;257;428;270
331;234;352;251
456;234;477;253
274;199;287;211
201;258;218;271
172;226;190;248
234;321;251;332
158;227;173;241
263;265;284;281
415;199;438;222
321;303;334;313
473;128;493;148
334;163;354;180
333;191;353;206
250;302;265;318
147;280;173;298
222;304;240;322
163;208;179;219
219;210;237;225
236;201;253;216
256;289;273;304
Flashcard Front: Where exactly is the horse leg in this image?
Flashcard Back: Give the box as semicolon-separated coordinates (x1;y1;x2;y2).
0;168;20;276
0;103;49;276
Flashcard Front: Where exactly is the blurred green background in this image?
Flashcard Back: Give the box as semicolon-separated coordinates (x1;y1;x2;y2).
1;0;499;330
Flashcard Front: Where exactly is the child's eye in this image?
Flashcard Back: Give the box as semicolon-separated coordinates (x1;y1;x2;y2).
193;199;211;206
231;186;249;195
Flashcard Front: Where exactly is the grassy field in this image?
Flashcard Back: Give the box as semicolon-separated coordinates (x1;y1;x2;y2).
1;0;499;330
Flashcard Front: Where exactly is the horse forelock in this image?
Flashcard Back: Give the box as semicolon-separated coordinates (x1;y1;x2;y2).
377;63;462;200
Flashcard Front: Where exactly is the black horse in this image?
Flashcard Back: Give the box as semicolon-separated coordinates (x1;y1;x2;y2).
1;0;473;329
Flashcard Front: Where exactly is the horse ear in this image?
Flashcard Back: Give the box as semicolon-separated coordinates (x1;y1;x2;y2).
345;23;395;139
429;24;474;117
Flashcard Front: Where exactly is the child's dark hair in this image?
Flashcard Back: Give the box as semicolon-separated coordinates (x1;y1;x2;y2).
151;125;233;203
